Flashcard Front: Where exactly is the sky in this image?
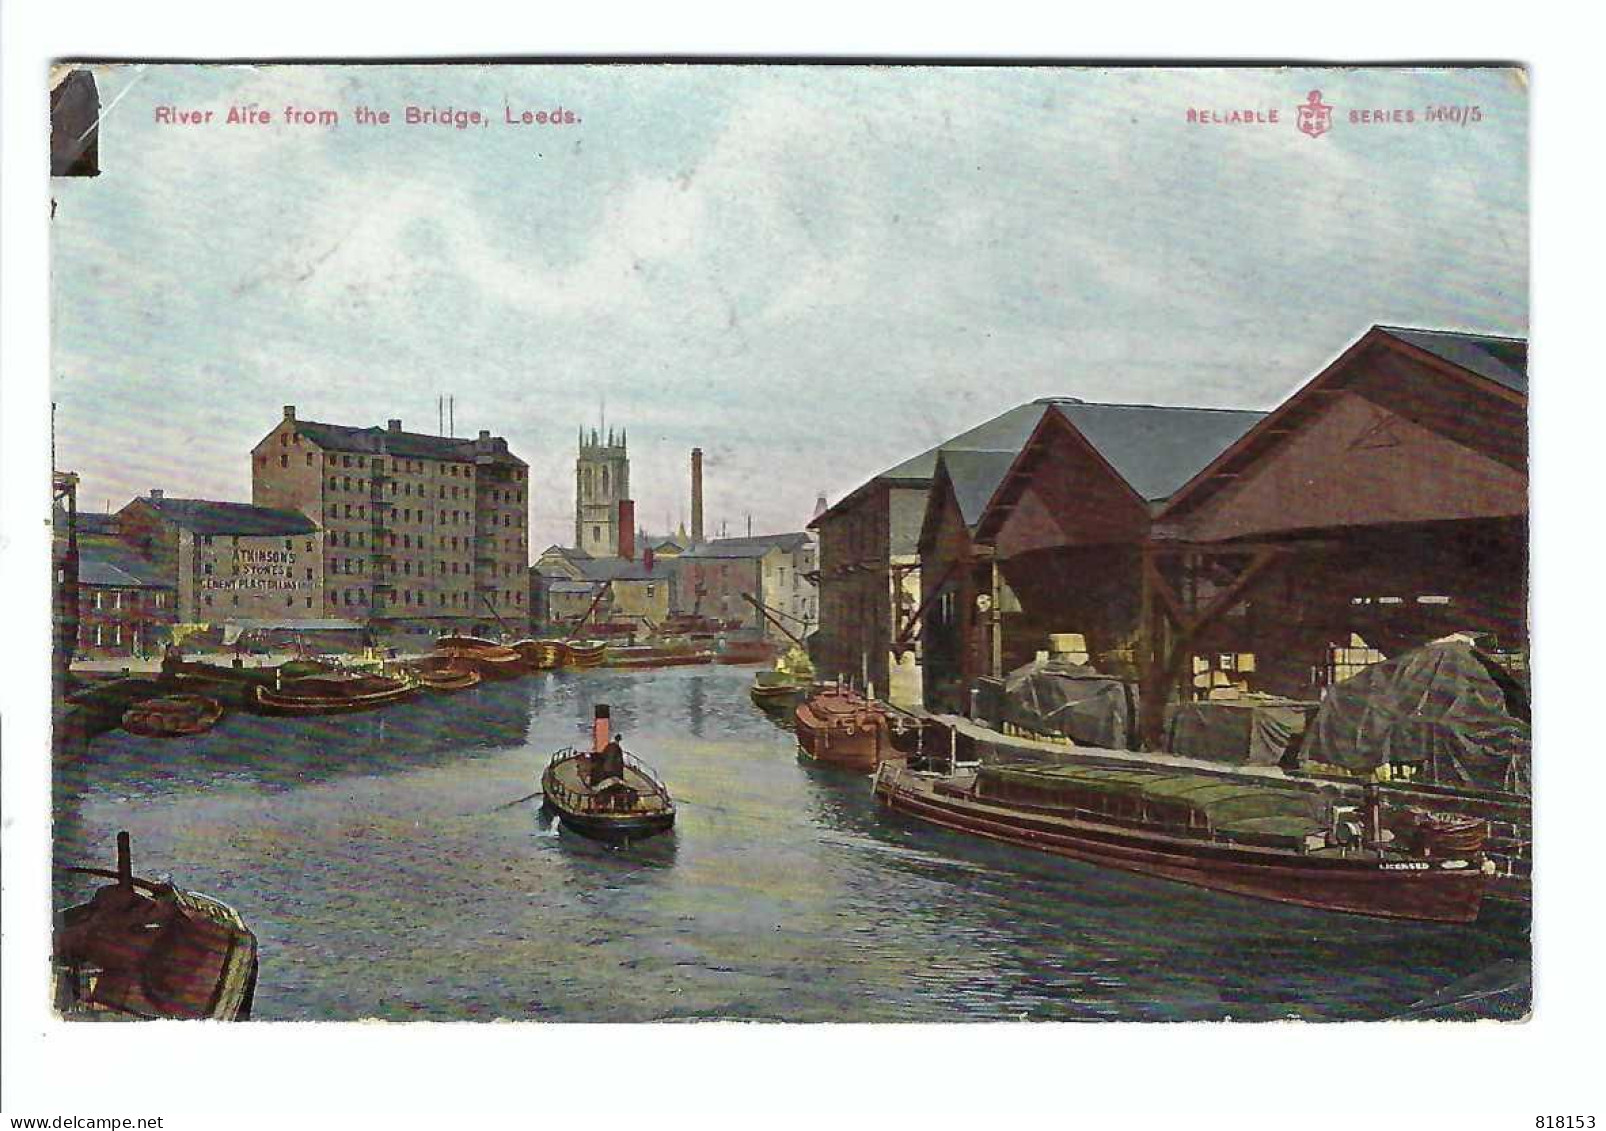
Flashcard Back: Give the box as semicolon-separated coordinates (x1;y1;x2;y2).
51;64;1527;552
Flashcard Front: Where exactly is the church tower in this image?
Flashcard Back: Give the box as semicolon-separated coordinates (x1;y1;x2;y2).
575;426;630;557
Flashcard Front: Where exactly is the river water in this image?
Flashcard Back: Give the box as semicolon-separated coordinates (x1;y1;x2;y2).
55;664;1529;1022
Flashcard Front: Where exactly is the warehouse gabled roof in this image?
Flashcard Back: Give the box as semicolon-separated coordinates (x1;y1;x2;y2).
880;401;1058;483
1157;324;1529;528
135;496;317;537
970;400;1266;543
1376;327;1527;396
77;512;119;537
812;400;1056;528
939;449;1023;532
1053;402;1266;502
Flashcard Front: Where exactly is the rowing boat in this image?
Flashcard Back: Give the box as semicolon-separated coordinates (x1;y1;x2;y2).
55;832;259;1020
121;694;225;738
408;657;483;693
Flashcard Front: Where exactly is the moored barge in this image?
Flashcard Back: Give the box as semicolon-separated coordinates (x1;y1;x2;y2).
559;640;608;668
795;686;897;771
751;668;811;711
250;672;418;715
873;761;1492;923
429;636;528;679
511;639;564;670
605;645;716;669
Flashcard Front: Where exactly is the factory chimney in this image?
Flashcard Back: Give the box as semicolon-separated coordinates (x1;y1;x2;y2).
690;448;705;545
617;499;636;560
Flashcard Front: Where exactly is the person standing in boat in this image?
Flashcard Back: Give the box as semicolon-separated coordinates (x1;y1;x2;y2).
592;731;626;786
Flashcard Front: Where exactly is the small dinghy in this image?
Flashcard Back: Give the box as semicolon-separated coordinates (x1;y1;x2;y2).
750;646;815;712
541;705;675;845
407;656;483;693
121;694;224;738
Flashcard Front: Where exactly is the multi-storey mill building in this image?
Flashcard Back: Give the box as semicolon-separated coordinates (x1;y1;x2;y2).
252;406;531;637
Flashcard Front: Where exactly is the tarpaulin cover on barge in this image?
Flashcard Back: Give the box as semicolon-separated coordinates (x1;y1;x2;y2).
1301;640;1530;794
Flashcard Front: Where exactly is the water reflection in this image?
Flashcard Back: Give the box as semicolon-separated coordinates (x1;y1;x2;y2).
54;664;1529;1022
684;675;708;739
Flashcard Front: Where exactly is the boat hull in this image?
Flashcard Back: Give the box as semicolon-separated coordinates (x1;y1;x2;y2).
794;691;894;771
55;873;259;1021
751;683;807;710
874;766;1489;924
121;694;224;738
606;648;715;669
249;680;418;716
540;799;676;843
795;725;888;771
410;665;482;693
510;640;563;670
540;750;675;845
560;642;607;668
716;641;777;666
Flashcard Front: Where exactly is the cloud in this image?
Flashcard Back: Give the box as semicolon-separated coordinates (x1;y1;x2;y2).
52;65;1527;550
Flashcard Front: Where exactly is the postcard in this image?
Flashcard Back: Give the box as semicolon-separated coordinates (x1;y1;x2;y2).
44;61;1528;1029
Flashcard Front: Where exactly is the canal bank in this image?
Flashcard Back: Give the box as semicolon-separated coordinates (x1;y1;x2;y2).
55;665;1528;1022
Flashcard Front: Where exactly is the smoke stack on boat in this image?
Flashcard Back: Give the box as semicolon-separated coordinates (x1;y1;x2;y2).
541;704;675;845
116;830;133;889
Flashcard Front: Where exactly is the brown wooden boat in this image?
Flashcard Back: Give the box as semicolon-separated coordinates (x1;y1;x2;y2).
716;638;778;666
794;686;897;771
540;705;675;844
434;643;527;679
560;640;607;668
874;762;1492;923
55;832;259;1020
605;645;716;669
407;657;482;693
751;669;811;711
121;694;224;738
435;634;504;651
511;639;564;670
250;672;418;715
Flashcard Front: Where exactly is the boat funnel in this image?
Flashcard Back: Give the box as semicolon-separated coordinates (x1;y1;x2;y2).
593;704;611;753
116;831;133;889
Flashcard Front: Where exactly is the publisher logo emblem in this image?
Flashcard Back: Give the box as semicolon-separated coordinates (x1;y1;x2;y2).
1297;90;1333;138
